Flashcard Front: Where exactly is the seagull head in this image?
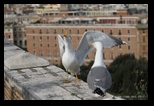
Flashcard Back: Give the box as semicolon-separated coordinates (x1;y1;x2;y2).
90;42;103;49
63;30;72;48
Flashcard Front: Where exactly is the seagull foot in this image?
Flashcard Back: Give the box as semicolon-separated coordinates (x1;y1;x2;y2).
75;77;81;83
63;79;72;83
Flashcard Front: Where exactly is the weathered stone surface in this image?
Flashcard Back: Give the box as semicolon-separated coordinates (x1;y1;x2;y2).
4;52;50;70
4;39;124;100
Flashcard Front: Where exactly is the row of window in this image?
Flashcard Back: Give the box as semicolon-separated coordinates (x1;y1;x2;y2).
33;43;57;48
35;49;131;60
33;44;130;50
14;34;26;38
33;36;80;41
32;29;133;35
33;50;58;57
33;35;133;42
14;28;25;31
14;40;27;46
33;45;131;58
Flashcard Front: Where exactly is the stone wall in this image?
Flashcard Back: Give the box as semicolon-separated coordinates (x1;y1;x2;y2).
4;38;124;100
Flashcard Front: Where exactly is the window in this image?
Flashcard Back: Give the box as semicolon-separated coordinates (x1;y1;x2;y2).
39;29;42;34
25;41;27;46
8;35;10;38
32;29;35;33
47;36;49;40
55;44;57;47
77;37;80;40
55;36;57;40
110;30;112;35
19;34;21;38
102;29;104;32
103;53;106;59
128;37;130;41
142;30;145;34
40;51;43;56
47;50;51;56
62;29;64;34
54;29;56;34
14;40;17;45
85;29;87;32
143;46;145;50
119;45;121;49
33;43;35;47
77;29;79;34
34;51;36;55
55;60;58;63
47;44;50;47
33;36;35;40
118;30;122;35
143;36;145;42
46;29;49;34
69;29;71;34
19;40;22;46
40;36;42;41
128;29;130;34
14;34;16;38
40;44;42;47
128;46;130;50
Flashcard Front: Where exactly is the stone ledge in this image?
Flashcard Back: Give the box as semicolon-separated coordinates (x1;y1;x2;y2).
4;39;124;100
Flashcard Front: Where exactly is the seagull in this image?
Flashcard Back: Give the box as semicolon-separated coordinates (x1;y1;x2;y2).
87;41;126;97
57;30;127;82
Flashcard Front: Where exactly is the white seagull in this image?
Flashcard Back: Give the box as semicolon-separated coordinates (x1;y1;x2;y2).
57;30;126;82
87;41;126;96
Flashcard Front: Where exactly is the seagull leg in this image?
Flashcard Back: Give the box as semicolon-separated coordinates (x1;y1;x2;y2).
75;72;80;82
65;70;71;83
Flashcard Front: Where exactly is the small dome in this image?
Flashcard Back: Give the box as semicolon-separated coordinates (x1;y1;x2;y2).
4;52;50;70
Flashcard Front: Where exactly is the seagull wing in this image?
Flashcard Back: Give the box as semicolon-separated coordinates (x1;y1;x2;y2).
75;31;95;66
57;35;65;59
76;30;126;65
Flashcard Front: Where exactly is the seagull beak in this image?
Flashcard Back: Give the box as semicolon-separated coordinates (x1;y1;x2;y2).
90;43;94;46
64;30;68;37
64;34;68;37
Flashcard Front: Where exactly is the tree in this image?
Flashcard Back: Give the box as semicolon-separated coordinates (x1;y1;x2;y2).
107;54;148;100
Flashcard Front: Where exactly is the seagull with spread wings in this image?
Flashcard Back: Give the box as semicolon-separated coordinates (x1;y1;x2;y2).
57;30;126;82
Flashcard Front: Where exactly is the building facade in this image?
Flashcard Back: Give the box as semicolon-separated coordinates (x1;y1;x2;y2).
13;25;27;49
4;25;14;43
136;24;148;60
26;24;138;66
